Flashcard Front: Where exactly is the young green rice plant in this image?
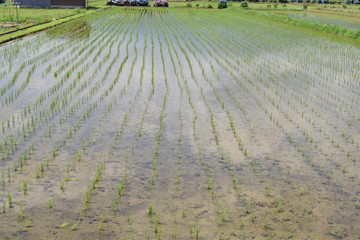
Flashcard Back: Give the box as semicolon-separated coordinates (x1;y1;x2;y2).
23;181;28;195
2;171;5;187
195;225;201;240
277;200;284;213
327;171;332;179
342;165;347;174
148;203;153;216
46;157;51;168
117;178;126;198
154;215;160;233
299;187;305;196
1;200;6;214
7;192;13;208
82;140;86;151
98;218;104;231
329;226;346;239
40;163;45;174
207;177;213;190
7;167;10;182
220;208;229;223
311;159;316;168
83;198;89;213
263;215;270;230
60;181;65;192
59;221;71;229
112;199;119;212
13;161;18;172
245;201;252;215
251;158;256;171
71;221;79;231
19;202;24;221
48;199;54;210
35;169;40;179
25;217;32;228
265;184;273;197
356;198;359;209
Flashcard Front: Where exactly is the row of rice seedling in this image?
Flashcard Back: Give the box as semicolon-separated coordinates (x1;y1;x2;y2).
159;14;269;238
0;8;144;233
168;8;358;238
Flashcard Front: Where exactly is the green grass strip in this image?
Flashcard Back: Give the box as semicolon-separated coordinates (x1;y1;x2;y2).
0;8;107;45
241;9;360;40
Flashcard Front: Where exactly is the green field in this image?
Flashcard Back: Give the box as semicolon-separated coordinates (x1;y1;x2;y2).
0;5;359;240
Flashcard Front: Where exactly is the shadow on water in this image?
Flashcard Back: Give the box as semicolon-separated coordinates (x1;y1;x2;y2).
46;19;91;39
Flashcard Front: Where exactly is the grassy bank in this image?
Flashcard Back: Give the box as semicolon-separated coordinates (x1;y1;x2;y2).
0;8;105;44
0;1;107;35
241;9;360;39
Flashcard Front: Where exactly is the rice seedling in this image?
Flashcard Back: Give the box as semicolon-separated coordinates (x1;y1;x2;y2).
2;202;6;214
35;169;40;179
48;199;54;210
154;215;160;233
219;208;229;223
7;193;13;208
71;221;79;231
22;181;28;195
195;225;201;240
263;215;270;230
2;171;5;187
7;167;10;182
207;177;213;190
277;200;284;213
117;178;126;198
59;221;71;229
19;202;24;221
148;204;153;216
98;218;104;231
40;163;45;174
25;217;32;228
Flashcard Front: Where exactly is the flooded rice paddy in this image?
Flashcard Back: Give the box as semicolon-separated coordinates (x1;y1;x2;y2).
0;7;360;240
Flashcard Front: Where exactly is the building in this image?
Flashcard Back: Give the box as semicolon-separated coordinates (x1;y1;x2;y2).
18;0;86;8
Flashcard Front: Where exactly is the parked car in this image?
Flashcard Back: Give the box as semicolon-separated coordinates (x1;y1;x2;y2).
139;0;149;6
154;0;168;7
218;0;227;8
118;0;131;6
130;0;139;5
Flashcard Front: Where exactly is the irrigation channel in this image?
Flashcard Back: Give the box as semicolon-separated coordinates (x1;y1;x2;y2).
0;7;359;240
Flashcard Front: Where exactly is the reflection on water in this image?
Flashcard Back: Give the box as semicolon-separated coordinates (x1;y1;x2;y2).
46;19;91;39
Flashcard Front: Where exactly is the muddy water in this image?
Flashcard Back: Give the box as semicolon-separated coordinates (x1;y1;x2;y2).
0;7;359;240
